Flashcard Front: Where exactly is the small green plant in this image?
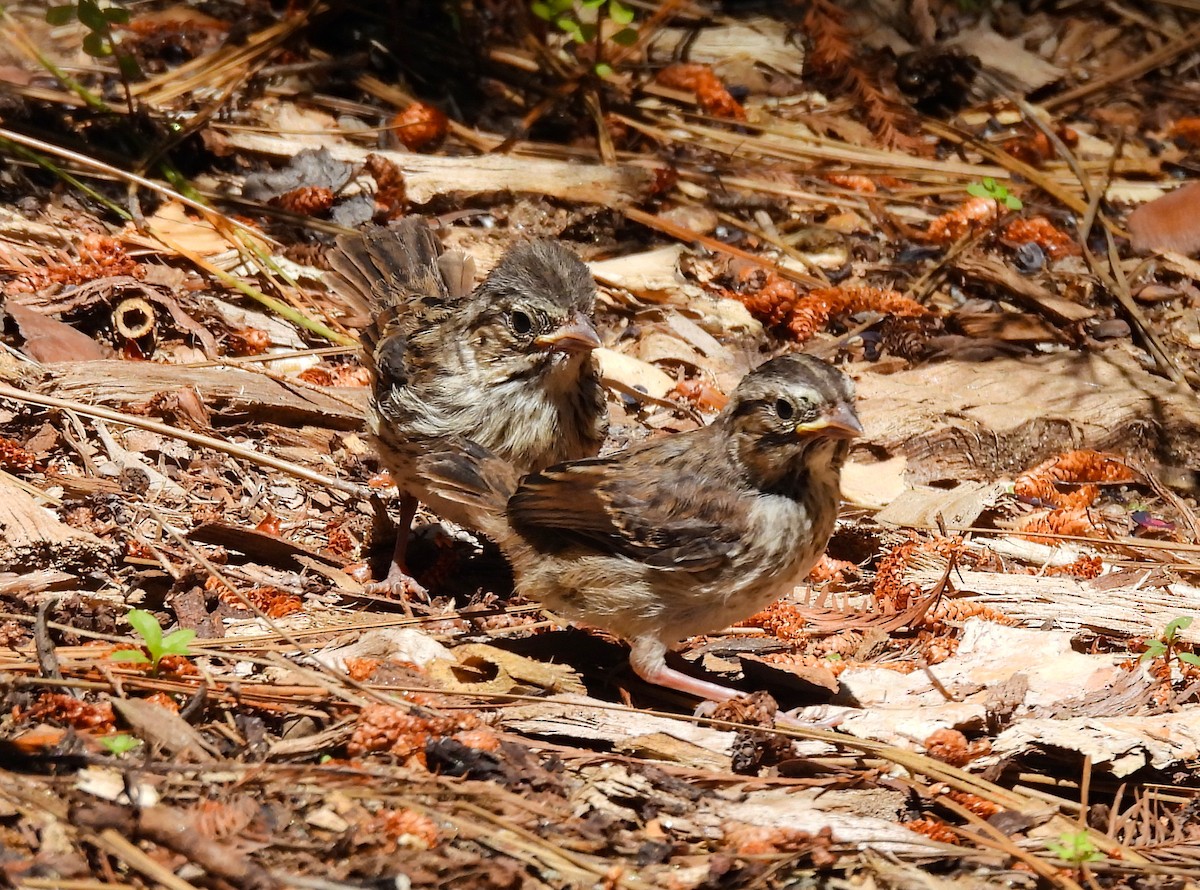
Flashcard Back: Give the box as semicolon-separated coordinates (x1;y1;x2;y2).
967;177;1022;210
110;608;195;673
98;733;142;756
1047;829;1104;865
1139;616;1200;669
46;1;140;80
46;0;141;114
531;0;637;77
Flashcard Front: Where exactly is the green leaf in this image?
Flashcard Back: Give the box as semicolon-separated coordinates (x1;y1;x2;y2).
1047;830;1103;864
577;21;597;42
611;26;638;45
126;609;162;650
103;6;129;23
81;30;111;57
109;649;150;664
99;734;141;755
1179;652;1200;666
46;5;79;25
1164;616;1193;640
530;1;552;21
608;0;634;25
556;15;583;40
161;628;196;656
1140;639;1167;661
77;0;107;32
966;183;988;199
594;62;614;77
581;0;606;7
1004;194;1023;210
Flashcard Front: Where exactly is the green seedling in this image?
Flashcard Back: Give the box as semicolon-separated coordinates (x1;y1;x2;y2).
967;177;1022;210
1139;616;1200;669
110;608;195;673
98;733;141;756
1047;829;1104;865
46;1;141;84
531;0;637;77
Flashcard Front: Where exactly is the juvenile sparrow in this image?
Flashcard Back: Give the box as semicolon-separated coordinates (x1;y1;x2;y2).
415;353;862;702
327;219;606;589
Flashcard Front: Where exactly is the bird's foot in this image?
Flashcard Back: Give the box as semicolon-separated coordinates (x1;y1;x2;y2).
633;651;843;731
366;561;429;602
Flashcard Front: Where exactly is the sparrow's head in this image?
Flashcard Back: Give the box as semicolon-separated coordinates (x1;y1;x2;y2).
465;240;600;382
723;353;861;494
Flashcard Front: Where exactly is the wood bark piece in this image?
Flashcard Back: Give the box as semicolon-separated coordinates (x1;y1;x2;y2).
0;569;76;594
906;566;1200;645
0;477;113;572
33;360;365;430
221;130;653;207
501;693;739;759
189;521;351;569
852;350;1200;484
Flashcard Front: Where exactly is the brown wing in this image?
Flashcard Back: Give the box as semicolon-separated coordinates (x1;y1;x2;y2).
507;433;747;572
409;437;521;541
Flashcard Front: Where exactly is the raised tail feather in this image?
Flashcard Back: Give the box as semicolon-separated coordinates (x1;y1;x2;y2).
412;438;521;541
327;219;448;315
326;219;476;388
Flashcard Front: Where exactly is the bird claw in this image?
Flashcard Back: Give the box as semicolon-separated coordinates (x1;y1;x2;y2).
366;563;428;601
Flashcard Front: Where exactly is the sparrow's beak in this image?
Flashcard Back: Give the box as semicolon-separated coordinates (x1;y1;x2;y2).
535;312;601;354
795;401;863;439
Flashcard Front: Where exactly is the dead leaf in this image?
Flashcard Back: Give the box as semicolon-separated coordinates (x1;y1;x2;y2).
1128;181;1200;255
875;481;1006;530
5;304;109;363
948;27;1064;92
595;347;675;399
841;456;908;510
428;643;586;696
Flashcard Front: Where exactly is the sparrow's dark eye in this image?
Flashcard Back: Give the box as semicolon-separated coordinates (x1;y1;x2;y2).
511;310;533;334
774;398;794;420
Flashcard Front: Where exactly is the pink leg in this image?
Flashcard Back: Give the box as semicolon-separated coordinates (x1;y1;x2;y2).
371;495;426;597
629;637;746;702
629;637;844;728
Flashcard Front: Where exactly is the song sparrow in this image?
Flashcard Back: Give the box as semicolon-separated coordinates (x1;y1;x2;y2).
327;219;607;589
414;353;861;701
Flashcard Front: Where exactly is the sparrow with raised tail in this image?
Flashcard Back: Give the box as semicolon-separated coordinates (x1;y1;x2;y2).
415;353;862;702
327;220;607;589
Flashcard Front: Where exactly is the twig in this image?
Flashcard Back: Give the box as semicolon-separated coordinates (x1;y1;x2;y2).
1044;22;1200;109
0;128;355;346
938;797;1085;890
0;382;366;498
624;206;824;287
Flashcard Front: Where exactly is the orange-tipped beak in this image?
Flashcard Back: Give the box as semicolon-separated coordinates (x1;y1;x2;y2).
535;312;601;353
795;401;863;439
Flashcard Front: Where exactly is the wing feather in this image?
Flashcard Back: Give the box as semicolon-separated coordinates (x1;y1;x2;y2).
507;436;746;572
